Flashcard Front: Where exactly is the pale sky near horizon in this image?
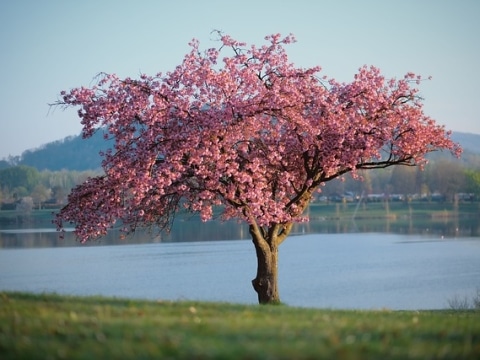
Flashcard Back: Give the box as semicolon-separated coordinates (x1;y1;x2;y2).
1;0;479;159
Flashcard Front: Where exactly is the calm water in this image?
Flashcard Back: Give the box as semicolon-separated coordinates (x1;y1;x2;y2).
1;226;479;309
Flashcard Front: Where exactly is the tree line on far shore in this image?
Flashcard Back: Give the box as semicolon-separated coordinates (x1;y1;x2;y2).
1;153;479;214
1;130;479;214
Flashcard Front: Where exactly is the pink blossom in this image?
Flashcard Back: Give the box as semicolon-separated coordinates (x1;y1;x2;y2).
53;33;461;243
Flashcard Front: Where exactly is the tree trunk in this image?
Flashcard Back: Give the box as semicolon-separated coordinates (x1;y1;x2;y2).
251;236;280;304
247;195;308;304
249;222;293;304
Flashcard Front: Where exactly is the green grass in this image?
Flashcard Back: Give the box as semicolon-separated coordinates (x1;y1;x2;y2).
2;201;479;221
1;292;479;359
308;201;480;220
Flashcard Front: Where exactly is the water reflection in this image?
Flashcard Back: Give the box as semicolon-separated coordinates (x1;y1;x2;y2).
1;214;479;248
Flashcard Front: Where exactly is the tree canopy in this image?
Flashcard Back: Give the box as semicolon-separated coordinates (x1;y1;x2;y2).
0;165;40;193
53;33;461;303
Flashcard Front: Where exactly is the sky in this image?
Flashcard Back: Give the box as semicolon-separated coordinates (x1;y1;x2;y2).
1;0;479;159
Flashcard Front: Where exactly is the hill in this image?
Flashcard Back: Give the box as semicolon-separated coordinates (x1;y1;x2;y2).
9;131;109;171
3;130;480;171
451;131;480;153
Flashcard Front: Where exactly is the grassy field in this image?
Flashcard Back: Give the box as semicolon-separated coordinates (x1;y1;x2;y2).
1;292;479;359
308;200;480;220
2;200;479;219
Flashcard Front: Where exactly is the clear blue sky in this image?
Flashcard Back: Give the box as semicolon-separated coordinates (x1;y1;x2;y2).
1;0;479;159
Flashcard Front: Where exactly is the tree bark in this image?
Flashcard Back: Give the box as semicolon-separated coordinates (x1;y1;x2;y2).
251;236;280;304
249;222;293;304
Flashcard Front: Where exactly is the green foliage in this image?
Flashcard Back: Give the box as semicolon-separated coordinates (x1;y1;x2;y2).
0;160;11;170
465;170;480;195
0;165;40;193
1;292;479;359
0;168;101;207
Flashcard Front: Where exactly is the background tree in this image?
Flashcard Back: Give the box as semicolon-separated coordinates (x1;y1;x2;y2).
53;33;461;304
426;159;466;201
355;170;373;197
31;184;51;210
12;186;28;200
0;160;10;170
464;170;480;197
0;165;40;193
389;166;418;197
16;196;33;216
368;168;392;196
51;185;67;205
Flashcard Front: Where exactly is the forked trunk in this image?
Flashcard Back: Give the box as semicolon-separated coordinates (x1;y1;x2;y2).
248;194;310;304
251;237;280;304
249;223;293;304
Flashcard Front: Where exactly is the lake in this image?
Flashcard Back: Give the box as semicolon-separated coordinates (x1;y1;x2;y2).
1;214;480;310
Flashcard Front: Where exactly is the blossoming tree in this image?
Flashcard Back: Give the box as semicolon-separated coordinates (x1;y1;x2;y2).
54;33;461;304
